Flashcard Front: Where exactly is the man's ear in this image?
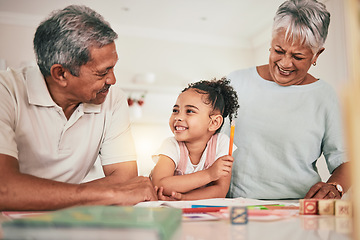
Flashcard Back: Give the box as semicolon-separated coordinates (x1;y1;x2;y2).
209;115;223;132
50;64;68;87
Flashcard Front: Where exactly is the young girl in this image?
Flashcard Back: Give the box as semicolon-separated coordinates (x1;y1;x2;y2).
151;78;239;200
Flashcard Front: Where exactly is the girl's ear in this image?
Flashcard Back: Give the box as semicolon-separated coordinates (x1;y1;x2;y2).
50;64;68;87
209;114;223;132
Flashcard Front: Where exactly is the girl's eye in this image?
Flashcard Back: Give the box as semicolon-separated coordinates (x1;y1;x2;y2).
172;109;179;113
186;109;194;113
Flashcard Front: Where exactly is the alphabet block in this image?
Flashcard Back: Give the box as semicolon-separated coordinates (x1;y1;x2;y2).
230;207;248;224
335;200;352;217
299;199;318;215
318;199;335;215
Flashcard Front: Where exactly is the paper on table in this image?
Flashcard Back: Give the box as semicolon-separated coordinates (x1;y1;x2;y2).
182;213;220;222
135;197;297;209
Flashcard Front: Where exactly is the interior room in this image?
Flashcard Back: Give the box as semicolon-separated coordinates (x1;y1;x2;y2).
0;0;351;180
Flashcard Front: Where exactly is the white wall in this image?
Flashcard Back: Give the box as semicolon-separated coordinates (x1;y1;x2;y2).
0;23;37;68
115;35;253;87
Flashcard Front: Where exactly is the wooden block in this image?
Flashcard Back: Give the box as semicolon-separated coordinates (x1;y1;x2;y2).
335;200;353;217
318;199;335;215
299;199;318;215
230;207;248;224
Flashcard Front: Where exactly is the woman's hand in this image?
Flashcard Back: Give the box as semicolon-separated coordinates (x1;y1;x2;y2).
207;155;234;182
304;182;342;199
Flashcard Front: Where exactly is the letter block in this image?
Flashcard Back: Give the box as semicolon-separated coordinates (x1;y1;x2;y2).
230;206;248;224
299;199;318;215
318;199;335;215
335;200;352;217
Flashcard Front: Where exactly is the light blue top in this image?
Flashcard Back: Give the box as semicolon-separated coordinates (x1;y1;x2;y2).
224;67;346;199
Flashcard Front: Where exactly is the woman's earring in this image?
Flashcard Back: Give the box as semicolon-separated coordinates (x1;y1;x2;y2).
313;62;316;66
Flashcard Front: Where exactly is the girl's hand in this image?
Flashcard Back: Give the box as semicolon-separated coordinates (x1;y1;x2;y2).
156;186;183;201
207;155;234;181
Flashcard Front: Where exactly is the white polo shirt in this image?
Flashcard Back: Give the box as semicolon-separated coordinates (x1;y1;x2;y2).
0;67;137;184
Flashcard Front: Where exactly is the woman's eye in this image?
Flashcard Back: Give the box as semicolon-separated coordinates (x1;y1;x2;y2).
172;109;178;113
186;109;194;113
275;50;284;54
294;56;304;61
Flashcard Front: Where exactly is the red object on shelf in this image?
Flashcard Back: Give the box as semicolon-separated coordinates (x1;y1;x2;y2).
127;98;134;106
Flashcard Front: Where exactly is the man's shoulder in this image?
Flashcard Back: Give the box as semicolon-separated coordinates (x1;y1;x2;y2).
0;67;31;95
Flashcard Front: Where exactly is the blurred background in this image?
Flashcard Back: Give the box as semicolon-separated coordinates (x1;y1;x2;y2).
0;0;352;179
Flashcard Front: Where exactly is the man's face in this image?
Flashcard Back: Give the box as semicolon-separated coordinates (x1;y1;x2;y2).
65;42;118;105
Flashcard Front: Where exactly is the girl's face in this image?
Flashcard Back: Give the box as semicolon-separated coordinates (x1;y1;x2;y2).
169;88;213;143
268;30;322;86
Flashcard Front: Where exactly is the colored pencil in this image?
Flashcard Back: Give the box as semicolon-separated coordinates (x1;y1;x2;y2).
229;120;235;156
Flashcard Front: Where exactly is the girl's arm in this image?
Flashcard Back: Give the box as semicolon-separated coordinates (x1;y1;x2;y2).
175;173;231;200
151;155;213;195
151;154;233;197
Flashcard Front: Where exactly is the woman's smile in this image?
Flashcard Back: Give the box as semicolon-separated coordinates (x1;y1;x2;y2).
277;65;294;76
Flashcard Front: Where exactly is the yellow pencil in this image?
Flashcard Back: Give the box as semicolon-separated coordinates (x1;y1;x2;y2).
229;120;235;156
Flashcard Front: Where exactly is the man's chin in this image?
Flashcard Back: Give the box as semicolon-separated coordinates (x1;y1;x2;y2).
89;96;107;105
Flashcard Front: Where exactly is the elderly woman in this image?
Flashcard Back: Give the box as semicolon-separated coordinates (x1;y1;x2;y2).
226;0;350;200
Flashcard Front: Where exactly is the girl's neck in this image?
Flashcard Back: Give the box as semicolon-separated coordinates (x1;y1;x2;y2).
185;135;213;165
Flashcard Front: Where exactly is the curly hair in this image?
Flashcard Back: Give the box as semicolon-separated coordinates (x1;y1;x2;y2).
182;77;239;133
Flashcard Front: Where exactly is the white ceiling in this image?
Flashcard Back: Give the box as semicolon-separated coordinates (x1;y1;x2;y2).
0;0;286;48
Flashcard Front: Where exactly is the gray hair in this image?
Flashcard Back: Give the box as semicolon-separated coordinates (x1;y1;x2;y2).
272;0;330;54
34;5;118;77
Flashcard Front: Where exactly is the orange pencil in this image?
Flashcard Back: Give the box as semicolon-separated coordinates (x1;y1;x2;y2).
229;120;235;156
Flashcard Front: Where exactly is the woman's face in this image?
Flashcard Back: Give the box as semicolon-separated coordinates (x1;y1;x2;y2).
268;30;322;86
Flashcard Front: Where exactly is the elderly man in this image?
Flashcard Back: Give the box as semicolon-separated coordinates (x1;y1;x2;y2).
0;5;157;210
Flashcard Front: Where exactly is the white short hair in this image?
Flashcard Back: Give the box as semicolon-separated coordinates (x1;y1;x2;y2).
272;0;330;54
